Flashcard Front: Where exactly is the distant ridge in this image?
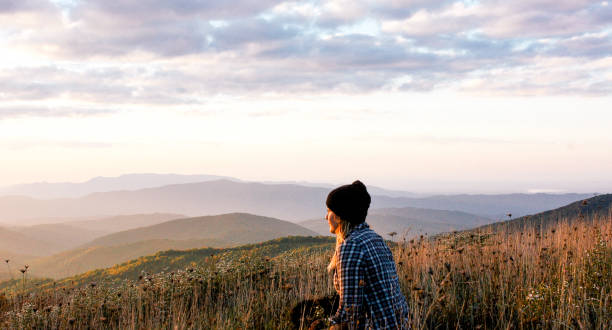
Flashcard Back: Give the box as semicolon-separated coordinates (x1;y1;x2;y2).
66;213;185;232
0;173;239;199
18;213;318;278
16;213;319;279
301;207;491;239
479;194;612;231
0;180;592;223
82;213;318;248
0;226;66;256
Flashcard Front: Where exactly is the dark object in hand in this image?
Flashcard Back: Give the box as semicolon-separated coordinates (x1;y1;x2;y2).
290;294;340;329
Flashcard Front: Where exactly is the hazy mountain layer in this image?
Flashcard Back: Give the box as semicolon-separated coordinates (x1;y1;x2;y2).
0;250;35;282
65;213;185;232
9;224;108;251
4;213;317;279
83;213;318;248
0;180;592;223
0;226;66;257
0;173;238;199
300;207;491;239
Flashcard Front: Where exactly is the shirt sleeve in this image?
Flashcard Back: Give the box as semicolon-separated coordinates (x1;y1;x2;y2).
330;241;366;325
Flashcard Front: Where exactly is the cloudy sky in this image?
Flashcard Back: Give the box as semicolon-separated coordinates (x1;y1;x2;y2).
1;0;611;193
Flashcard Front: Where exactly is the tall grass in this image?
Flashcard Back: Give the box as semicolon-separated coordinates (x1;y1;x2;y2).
1;215;610;329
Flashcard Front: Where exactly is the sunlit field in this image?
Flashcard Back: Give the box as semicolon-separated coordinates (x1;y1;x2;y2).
1;214;610;329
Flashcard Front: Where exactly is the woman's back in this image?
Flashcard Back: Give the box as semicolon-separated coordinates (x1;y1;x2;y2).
331;222;409;329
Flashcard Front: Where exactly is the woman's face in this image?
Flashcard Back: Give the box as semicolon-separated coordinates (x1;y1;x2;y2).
326;208;340;234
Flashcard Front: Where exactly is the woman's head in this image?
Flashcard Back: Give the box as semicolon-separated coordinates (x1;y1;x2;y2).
326;180;371;226
326;180;371;272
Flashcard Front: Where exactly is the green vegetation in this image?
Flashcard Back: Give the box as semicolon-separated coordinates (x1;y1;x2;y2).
0;236;334;292
1;213;320;280
2;214;611;329
20;238;227;280
481;193;612;232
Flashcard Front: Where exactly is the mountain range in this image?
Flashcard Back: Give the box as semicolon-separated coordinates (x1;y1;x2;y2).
2;213;318;280
2;194;610;283
300;207;491;239
0;173;237;199
0;173;423;199
0;178;593;224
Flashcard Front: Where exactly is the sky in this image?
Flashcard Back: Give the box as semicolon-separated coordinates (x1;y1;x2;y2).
1;0;611;193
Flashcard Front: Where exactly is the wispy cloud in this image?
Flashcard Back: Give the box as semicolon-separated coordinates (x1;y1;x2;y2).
0;0;610;108
0;106;115;120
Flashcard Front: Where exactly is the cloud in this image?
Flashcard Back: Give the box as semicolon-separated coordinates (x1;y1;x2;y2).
0;0;610;98
0;106;115;120
0;0;52;13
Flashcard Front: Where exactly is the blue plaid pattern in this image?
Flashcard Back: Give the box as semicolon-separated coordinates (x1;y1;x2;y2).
330;222;409;329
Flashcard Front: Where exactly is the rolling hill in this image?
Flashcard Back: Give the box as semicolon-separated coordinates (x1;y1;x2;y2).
0;236;335;291
82;213;318;248
0;226;66;256
64;213;185;232
0;180;592;223
0;214;185;261
479;193;612;232
300;207;491;239
25;238;227;279
2;213;318;280
8;224;108;251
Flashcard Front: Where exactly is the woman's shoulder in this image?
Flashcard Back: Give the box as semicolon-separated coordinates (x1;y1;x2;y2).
344;223;382;245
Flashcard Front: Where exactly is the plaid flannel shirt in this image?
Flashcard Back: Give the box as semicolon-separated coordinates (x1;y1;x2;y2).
330;222;409;329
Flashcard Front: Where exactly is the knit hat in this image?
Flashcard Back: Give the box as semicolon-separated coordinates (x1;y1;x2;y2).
326;180;371;225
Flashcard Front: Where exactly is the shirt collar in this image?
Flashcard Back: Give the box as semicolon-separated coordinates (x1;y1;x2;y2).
345;222;369;239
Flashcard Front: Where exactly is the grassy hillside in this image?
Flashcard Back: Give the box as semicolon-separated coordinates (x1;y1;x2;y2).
480;193;612;232
24;238;227;279
0;236;334;291
301;207;490;239
3;213;317;280
83;213;318;248
1;213;609;329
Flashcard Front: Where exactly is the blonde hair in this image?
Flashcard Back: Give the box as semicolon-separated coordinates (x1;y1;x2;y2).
327;218;355;273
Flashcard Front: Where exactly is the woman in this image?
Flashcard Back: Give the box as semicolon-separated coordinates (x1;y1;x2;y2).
326;180;409;329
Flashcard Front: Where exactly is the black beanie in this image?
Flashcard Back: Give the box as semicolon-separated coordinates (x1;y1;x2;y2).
326;180;371;225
